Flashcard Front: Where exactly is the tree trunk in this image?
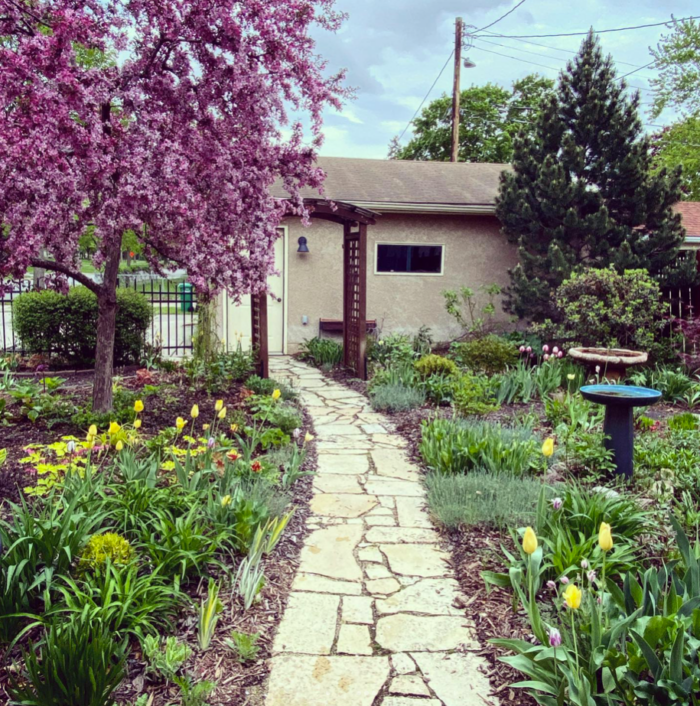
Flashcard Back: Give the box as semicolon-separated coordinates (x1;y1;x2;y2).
92;238;122;412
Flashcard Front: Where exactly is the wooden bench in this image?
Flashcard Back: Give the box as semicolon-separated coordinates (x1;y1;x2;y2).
319;318;377;334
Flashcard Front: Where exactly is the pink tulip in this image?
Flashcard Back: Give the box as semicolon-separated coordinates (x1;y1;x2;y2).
526;346;532;353
543;354;550;361
549;628;562;647
557;351;563;358
543;345;550;353
561;576;569;585
519;345;525;353
552;346;559;354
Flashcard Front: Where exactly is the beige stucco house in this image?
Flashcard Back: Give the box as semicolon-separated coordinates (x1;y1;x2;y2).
219;157;518;354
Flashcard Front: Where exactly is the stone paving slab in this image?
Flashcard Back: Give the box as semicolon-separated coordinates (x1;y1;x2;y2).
264;357;496;706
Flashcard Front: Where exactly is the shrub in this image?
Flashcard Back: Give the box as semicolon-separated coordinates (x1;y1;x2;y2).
14;286;151;365
425;471;544;530
449;335;518;374
535;267;666;351
423;373;456;405
368;332;416;366
420;418;546;476
298;337;343;368
451;372;499;416
414;354;457;379
370;383;426;413
245;375;296;400
80;532;133;571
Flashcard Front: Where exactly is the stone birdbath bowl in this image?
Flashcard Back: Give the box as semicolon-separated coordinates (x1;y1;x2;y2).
580;384;662;478
568;347;648;381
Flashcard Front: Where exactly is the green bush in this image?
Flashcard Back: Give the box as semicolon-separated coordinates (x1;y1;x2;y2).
14;286;151;366
245;375;296;401
414;354;457;378
420;418;546;476
368;332;417;366
298;337;343;368
370;383;425;413
426;471;544;530
449;335;518;374
452;372;499;416
423;373;456;405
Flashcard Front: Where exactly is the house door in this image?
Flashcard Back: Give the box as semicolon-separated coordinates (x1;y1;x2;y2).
267;233;285;354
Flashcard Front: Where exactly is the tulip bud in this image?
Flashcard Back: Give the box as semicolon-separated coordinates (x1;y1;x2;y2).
115;440;124;452
587;570;597;583
88;424;98;437
543;345;550;353
526;346;532;353
207;437;216;449
542;438;554;457
546;580;556;590
599;522;613;552
557;351;563;358
134;400;144;413
552;346;559;354
580;559;588;569
567;373;575;381
215;399;224;412
176;417;186;430
549;628;562;647
522;526;538;555
519;345;525;353
134;419;142;429
190;404;199;419
551;497;563;511
563;583;582;610
272;389;281;400
561;576;569;585
543;353;550;361
66;440;76;454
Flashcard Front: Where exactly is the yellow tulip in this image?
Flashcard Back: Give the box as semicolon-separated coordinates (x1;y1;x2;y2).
88;424;98;437
215;399;224;412
108;421;120;435
599;522;613;552
304;432;314;443
230;424;239;433
272;389;281;400
522;526;538;555
203;424;210;431
563;583;582;610
133;419;142;430
176;417;186;430
218;407;227;419
566;373;576;381
542;438;554;457
221;494;232;508
134;400;144;413
190;404;199;419
115;440;124;452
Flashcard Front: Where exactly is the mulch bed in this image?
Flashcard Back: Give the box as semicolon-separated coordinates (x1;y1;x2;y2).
0;369;318;706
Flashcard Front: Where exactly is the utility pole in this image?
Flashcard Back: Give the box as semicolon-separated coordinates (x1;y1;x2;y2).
450;16;463;162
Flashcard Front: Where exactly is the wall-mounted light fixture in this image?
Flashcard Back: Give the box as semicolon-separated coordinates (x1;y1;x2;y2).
297;236;309;253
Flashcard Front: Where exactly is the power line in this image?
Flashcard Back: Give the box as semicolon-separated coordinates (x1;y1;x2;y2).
474;0;528;34
472;14;700;39
396;50;454;144
618;61;656;79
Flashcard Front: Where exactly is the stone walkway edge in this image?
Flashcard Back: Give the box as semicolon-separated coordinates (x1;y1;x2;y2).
264;357;496;706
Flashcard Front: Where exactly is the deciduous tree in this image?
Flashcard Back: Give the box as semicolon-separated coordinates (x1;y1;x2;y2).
0;0;346;410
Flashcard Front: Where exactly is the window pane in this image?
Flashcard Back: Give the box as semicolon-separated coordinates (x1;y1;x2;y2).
376;244;442;274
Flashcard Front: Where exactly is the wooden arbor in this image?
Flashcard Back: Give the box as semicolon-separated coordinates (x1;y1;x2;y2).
251;199;377;380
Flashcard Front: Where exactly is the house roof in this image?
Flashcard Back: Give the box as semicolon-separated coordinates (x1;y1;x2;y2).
673;202;700;248
278;157;508;214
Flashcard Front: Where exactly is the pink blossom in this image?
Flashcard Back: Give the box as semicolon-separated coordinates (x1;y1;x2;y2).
557;351;563;358
546;580;556;590
549;628;562;647
552;346;559;354
519;346;526;353
526;346;532;353
543;345;550;353
580;559;588;569
551;497;563;511
587;570;597;583
543;354;550;361
560;576;569;585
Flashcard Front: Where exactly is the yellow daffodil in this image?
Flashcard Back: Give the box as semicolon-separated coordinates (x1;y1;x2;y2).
215;399;224;412
542;438;554;457
134;400;144;413
522;526;538;555
218;407;227;419
563;583;582;610
88;424;98;437
272;389;281;400
304;432;314;443
230;423;239;433
599;522;613;552
190;404;199;419
133;419;142;429
115;440;124;452
108;421;120;435
176;417;186;431
221;494;232;508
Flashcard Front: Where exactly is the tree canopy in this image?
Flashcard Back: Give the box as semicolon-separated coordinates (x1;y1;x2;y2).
652;115;700;201
390;74;554;162
0;0;346;409
497;32;685;321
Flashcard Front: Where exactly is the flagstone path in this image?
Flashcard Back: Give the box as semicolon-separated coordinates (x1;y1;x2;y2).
264;356;496;706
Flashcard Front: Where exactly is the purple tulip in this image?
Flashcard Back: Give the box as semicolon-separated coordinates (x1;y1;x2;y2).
549;628;562;647
551;497;563;511
519;345;525;353
546;580;556;590
561;576;569;585
543;345;550;353
207;437;216;449
526;346;532;353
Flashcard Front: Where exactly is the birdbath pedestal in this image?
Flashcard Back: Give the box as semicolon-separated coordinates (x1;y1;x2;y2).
580;385;662;479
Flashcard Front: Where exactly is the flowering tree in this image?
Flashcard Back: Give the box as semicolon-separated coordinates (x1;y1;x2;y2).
0;0;346;410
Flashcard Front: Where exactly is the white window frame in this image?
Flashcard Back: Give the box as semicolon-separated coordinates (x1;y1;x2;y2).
373;241;445;276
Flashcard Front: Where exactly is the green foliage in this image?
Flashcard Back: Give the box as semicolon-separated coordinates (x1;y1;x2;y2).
198;579;223;650
420;418;546;476
668;412;700;431
142;635;192;682
245;375;296;400
535;268;667;350
182;346;255;393
425;471;544;530
13;286;151;365
423;373;456;405
451;372;500;416
498;32;685;321
629;365;700;406
652;113;700;200
442;284;502;336
9;614;126;706
449;335;518;375
72;386;155;428
390;74;554;162
298;336;343;368
414;354;457;379
226;630;261;663
368;332;417;367
80;532;133;571
370;383;426;413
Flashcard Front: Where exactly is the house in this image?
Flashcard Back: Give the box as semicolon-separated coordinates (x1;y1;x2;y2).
219;157;517;356
218;157;700;366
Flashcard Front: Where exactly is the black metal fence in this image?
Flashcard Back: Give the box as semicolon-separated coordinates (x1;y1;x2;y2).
0;276;198;358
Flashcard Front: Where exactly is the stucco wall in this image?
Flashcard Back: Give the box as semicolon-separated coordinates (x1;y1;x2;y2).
283;212;517;351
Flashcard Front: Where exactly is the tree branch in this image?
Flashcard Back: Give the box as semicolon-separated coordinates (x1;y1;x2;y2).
30;258;102;294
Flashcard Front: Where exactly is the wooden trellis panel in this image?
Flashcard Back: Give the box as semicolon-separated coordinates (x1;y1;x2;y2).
343;222;368;379
250;292;269;378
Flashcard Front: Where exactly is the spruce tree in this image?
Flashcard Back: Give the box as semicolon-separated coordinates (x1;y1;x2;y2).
497;31;685;321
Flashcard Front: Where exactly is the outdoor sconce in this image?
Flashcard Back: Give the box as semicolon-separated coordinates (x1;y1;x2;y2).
297;236;310;254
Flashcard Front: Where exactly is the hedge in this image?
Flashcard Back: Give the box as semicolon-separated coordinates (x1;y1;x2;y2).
13;287;152;366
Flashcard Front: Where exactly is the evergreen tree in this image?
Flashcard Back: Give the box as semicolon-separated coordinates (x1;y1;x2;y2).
497;32;686;321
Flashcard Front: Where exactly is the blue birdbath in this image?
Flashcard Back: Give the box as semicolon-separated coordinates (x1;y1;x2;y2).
580;384;662;479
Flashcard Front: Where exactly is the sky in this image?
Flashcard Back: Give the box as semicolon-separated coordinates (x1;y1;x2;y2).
309;0;697;159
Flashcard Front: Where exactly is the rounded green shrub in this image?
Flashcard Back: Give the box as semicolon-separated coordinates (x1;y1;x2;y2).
414;354;457;379
13;286;151;365
449;335;519;375
80;532;133;570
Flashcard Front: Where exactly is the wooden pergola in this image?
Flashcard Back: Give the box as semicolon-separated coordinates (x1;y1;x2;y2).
251;199;377;380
